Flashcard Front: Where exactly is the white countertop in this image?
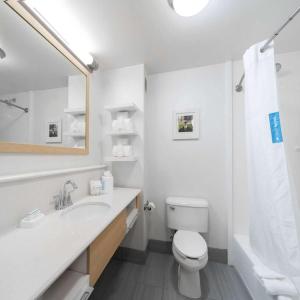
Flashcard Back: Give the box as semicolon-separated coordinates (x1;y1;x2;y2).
0;187;141;300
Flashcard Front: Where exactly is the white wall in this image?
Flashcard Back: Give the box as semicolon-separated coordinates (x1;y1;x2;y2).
232;50;300;236
0;87;70;146
232;59;249;235
0;169;102;234
32;87;68;146
68;75;86;109
95;64;148;251
0;92;31;144
146;63;230;250
0;72;103;233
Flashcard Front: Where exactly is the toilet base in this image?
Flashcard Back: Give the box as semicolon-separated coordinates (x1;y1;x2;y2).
178;264;201;299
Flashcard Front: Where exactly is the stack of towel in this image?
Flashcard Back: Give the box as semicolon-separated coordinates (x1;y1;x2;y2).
253;263;300;300
70;120;85;135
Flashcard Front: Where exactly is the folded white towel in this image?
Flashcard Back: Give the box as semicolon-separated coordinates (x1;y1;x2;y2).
254;264;285;280
261;277;298;297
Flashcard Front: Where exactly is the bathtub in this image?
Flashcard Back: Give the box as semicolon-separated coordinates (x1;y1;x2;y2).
232;234;273;300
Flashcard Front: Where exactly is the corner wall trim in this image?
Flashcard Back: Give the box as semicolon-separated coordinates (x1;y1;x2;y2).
0;164;107;184
148;239;172;254
208;247;228;264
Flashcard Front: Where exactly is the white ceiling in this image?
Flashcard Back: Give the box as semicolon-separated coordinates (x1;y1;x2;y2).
1;0;300;90
59;0;300;74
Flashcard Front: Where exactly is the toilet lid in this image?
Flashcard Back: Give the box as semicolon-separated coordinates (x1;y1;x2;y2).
173;230;207;259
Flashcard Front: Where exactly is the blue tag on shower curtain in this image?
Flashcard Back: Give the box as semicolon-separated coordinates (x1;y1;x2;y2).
269;112;283;143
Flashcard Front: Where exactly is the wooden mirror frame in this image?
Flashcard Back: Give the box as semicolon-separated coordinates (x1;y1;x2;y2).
0;0;90;155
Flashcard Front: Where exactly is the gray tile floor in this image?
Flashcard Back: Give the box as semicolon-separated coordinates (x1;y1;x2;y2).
90;252;252;300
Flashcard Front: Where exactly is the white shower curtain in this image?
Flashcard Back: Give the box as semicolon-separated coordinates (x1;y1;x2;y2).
243;41;300;277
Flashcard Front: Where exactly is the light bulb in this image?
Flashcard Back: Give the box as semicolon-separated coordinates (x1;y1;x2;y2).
170;0;210;17
23;0;95;68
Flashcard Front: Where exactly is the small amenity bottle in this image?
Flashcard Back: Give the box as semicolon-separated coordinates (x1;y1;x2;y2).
102;171;114;194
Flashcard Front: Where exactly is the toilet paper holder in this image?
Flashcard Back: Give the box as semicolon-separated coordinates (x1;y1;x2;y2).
144;201;156;211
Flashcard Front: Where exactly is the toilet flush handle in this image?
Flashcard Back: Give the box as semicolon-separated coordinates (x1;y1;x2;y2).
169;206;176;210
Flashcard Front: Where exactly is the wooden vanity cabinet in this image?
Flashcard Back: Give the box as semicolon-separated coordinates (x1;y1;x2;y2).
88;210;127;286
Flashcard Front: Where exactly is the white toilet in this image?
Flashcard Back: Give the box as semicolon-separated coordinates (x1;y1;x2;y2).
166;197;209;299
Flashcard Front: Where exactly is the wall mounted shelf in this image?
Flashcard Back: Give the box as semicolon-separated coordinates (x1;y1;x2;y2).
104;103;138;113
107;131;138;136
104;156;137;162
64;132;85;138
64;108;86;115
105;103;138;163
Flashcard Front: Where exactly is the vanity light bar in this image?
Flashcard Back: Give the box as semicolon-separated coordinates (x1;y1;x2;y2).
20;0;98;72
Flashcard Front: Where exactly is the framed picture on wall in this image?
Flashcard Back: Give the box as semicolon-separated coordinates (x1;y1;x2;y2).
46;120;62;143
173;110;200;140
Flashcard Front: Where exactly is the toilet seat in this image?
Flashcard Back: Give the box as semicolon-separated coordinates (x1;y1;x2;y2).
173;230;207;260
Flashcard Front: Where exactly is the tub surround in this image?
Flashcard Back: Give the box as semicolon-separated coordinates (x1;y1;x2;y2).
232;234;272;300
0;187;141;300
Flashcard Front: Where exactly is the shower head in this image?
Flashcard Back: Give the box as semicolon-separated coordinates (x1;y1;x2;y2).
0;48;6;59
235;62;282;92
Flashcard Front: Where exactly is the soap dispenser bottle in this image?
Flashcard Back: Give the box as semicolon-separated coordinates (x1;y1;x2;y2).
102;171;114;194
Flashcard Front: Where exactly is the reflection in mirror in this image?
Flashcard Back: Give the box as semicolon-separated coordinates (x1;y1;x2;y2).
0;1;87;149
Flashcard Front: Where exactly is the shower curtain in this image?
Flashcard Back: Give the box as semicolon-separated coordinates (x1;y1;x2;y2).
243;41;300;277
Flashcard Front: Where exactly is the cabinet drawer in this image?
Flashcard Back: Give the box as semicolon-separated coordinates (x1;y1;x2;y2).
88;210;126;286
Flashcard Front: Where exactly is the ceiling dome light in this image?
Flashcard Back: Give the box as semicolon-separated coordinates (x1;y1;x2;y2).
168;0;210;17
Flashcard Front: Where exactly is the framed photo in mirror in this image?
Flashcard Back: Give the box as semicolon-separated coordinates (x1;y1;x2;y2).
46;120;62;144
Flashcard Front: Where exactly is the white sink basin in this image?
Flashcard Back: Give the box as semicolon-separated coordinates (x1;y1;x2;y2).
61;202;111;223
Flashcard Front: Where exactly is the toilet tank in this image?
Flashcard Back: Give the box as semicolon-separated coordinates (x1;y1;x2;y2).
166;197;208;233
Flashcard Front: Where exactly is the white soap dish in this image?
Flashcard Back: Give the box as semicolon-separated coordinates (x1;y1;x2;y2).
19;209;45;228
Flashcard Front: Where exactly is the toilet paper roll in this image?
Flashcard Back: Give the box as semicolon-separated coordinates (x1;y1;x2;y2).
144;201;156;211
112;120;120;132
112;145;122;157
123;145;133;157
124;118;134;131
148;202;156;209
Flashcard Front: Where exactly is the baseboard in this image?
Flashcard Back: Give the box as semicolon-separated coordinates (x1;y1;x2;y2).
148;239;172;254
113;246;148;265
148;239;228;264
208;247;228;264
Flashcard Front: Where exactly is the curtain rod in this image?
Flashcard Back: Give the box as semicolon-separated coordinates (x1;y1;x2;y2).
235;6;300;92
0;99;29;113
260;7;300;53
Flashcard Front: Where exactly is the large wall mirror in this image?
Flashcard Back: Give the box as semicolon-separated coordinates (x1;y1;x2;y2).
0;0;90;154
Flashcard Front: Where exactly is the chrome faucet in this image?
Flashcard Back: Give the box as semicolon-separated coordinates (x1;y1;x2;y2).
53;180;78;210
63;180;78;207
